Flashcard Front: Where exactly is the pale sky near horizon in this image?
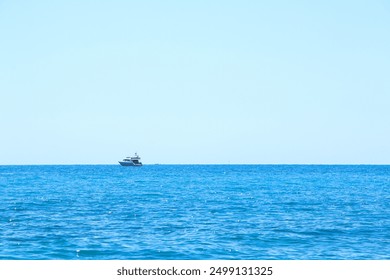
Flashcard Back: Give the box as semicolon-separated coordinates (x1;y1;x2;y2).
0;0;389;164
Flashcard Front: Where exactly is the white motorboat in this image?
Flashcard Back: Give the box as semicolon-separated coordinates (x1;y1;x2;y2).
119;153;142;166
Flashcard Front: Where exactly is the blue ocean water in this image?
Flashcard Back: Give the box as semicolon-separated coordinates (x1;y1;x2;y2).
0;165;389;260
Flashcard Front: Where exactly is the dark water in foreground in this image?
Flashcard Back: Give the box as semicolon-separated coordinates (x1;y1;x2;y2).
0;165;389;259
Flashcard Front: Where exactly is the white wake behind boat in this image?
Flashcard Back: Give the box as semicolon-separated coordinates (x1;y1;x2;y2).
119;153;142;166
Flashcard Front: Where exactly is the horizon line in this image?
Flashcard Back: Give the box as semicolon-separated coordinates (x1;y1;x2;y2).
1;163;389;166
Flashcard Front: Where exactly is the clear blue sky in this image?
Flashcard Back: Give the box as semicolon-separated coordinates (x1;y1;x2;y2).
0;0;389;164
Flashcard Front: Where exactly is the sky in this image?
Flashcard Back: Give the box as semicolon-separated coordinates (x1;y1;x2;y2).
0;0;389;164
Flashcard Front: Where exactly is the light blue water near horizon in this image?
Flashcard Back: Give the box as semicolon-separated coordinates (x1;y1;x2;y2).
0;165;389;260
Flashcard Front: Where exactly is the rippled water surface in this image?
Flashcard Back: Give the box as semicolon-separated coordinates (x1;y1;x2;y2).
0;165;389;259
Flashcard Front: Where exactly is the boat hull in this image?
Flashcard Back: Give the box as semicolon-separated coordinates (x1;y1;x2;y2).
119;161;142;166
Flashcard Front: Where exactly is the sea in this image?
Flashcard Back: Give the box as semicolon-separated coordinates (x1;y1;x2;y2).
0;164;389;260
